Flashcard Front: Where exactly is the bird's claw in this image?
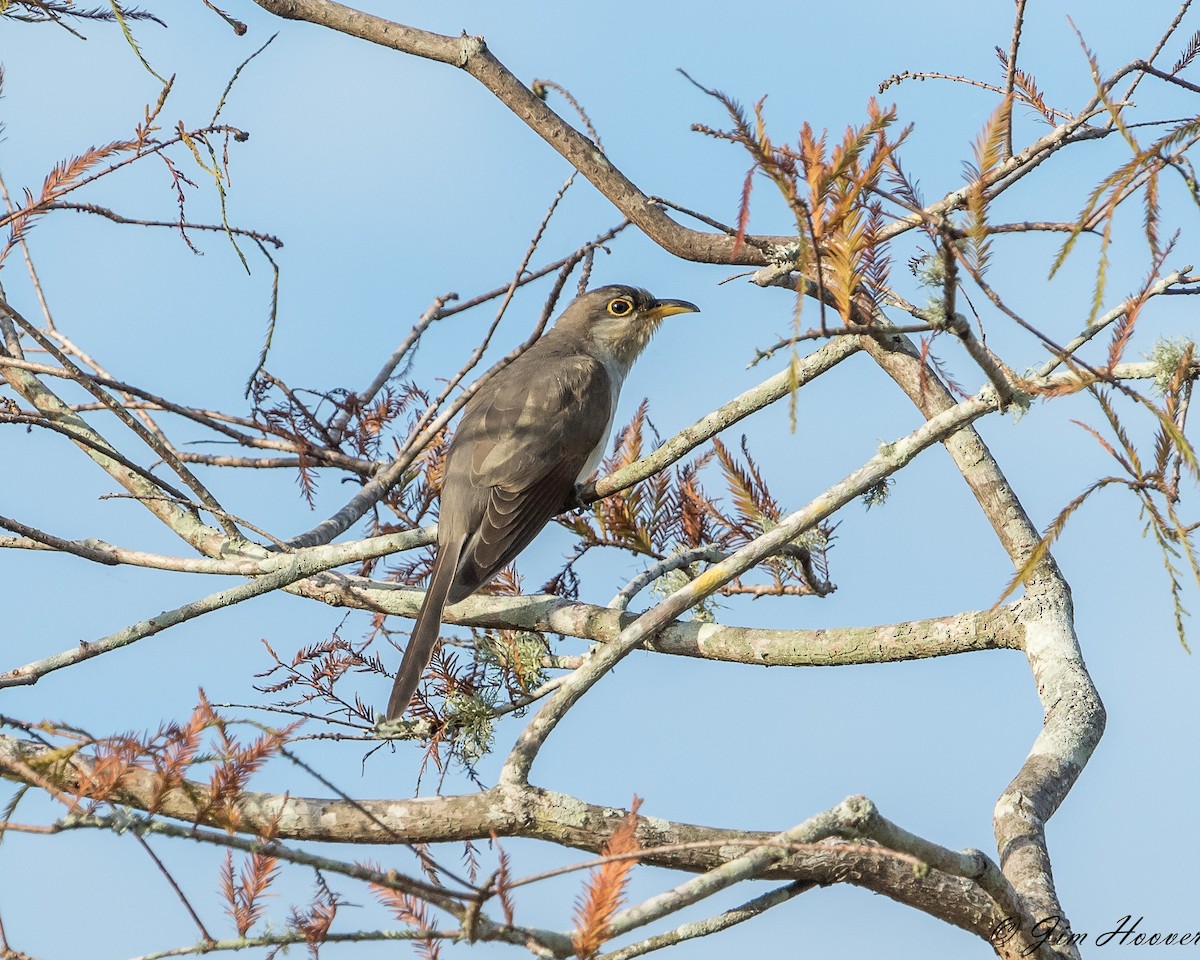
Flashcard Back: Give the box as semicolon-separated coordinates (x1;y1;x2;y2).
567;482;592;512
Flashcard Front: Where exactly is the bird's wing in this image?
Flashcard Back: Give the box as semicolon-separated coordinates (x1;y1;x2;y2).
441;351;612;600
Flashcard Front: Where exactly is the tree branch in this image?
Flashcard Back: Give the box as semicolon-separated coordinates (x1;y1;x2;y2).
296;571;1025;668
248;0;795;265
0;310;231;557
499;388;1000;785
0;733;1033;955
858;323;1103;960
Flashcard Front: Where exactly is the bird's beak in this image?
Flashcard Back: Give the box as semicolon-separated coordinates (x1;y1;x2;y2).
644;298;700;321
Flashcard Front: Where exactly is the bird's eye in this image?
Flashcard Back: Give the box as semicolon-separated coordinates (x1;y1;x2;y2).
607;297;634;317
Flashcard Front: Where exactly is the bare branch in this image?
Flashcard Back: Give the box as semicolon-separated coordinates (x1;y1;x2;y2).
0;310;230;555
1002;0;1029;158
0;528;432;688
500;387;1001;784
248;0;794;265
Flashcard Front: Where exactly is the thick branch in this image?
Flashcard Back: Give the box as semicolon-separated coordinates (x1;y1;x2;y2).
249;0;793;264
293;572;1025;666
858;325;1103;960
0;733;1024;955
500;389;1000;784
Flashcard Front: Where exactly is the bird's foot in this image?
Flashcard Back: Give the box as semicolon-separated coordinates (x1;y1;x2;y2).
565;482;593;512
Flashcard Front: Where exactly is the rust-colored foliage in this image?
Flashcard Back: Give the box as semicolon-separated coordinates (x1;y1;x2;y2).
220;827;281;938
21;694;297;840
370;871;442;960
916;337;970;402
1108;242;1177;373
963;96;1012;277
493;838;517;927
709;436;833;595
999;361;1200;648
994;46;1061;124
689;78;908;326
572;797;643;960
1171;29;1200;75
552;404;832;600
256;633;383;725
1051;31;1200;323
0;57;262;267
199;701;299;831
247;379;438;508
290;876;343;960
1;139;138;266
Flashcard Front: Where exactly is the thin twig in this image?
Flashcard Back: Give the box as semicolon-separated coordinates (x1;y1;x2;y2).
4;302;241;538
133;833;216;945
1002;0;1029;159
1121;0;1194;103
0;527;433;688
1034;266;1194;378
48;201;283;247
0;353;375;471
609;547;727;612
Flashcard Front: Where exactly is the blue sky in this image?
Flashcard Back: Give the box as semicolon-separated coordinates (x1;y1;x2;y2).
1;2;1197;957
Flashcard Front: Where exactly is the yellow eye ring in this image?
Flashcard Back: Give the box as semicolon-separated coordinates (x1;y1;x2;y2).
607;296;635;317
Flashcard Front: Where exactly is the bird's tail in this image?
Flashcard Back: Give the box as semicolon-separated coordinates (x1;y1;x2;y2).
385;534;466;720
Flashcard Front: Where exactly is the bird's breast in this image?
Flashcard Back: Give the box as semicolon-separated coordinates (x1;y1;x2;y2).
578;355;627;481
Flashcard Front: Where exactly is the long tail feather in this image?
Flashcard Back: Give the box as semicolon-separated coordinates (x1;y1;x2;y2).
386;535;466;719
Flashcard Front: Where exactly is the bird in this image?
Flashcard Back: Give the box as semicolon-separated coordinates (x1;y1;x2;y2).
385;284;699;720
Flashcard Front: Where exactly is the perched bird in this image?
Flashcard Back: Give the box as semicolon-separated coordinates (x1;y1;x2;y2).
385;284;699;719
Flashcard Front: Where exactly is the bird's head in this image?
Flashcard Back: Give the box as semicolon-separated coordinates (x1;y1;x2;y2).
556;284;700;369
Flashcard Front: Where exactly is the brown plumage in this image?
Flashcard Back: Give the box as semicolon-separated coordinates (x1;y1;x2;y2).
385;285;699;720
